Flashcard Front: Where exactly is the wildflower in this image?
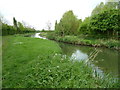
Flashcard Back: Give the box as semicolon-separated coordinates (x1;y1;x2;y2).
57;66;59;68
55;53;57;56
48;70;51;72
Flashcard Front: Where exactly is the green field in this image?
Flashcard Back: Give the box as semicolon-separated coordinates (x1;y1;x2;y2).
2;35;119;88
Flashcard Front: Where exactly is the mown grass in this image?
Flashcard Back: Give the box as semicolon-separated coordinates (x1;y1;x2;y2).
2;35;119;88
40;32;120;50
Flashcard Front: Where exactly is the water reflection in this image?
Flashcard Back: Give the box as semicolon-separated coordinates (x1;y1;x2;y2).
58;42;119;78
31;33;47;39
71;50;88;61
70;49;104;78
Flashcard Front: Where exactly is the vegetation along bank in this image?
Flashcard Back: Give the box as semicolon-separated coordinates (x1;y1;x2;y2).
2;35;119;88
40;2;120;51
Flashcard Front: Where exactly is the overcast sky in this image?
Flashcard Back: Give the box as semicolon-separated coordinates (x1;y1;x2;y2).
0;0;105;30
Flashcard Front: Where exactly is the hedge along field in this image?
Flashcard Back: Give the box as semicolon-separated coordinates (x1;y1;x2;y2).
2;35;119;88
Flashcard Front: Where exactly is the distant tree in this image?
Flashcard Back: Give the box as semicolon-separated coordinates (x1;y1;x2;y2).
22;21;30;29
55;20;57;30
13;17;22;33
21;21;35;31
46;21;51;30
1;16;36;35
18;22;24;31
55;10;80;35
0;13;2;35
91;2;104;16
118;1;120;9
0;13;4;24
13;17;18;30
42;29;45;32
104;1;119;10
0;13;9;24
91;1;119;16
78;17;91;34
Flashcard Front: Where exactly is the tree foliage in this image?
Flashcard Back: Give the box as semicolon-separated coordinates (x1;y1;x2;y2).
18;22;24;31
13;17;18;30
90;9;119;37
79;1;119;38
91;2;104;16
55;2;119;38
1;17;35;36
91;1;118;16
78;17;90;34
55;10;80;35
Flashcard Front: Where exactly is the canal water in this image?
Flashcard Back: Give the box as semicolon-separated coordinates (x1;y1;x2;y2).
58;42;119;78
32;33;119;78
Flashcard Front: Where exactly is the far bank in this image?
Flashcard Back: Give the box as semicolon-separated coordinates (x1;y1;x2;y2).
39;31;120;51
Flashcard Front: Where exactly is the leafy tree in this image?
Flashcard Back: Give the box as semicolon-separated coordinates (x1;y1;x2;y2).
91;1;119;16
18;22;24;31
91;2;104;16
80;1;120;38
90;9;119;37
78;17;90;35
2;17;36;35
104;1;119;10
55;10;80;35
0;13;9;24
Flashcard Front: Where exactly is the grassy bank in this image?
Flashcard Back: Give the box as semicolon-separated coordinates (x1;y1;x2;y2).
2;35;119;88
40;32;120;51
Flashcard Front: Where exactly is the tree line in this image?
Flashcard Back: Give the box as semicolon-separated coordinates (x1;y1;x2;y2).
55;1;120;38
1;17;36;36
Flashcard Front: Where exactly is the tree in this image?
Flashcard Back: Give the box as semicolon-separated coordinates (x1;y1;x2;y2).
78;17;90;34
104;1;119;10
0;13;9;25
46;21;51;30
118;1;120;9
91;1;119;16
55;10;80;35
18;22;24;31
55;20;57;30
91;2;104;16
90;9;119;37
13;17;18;30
